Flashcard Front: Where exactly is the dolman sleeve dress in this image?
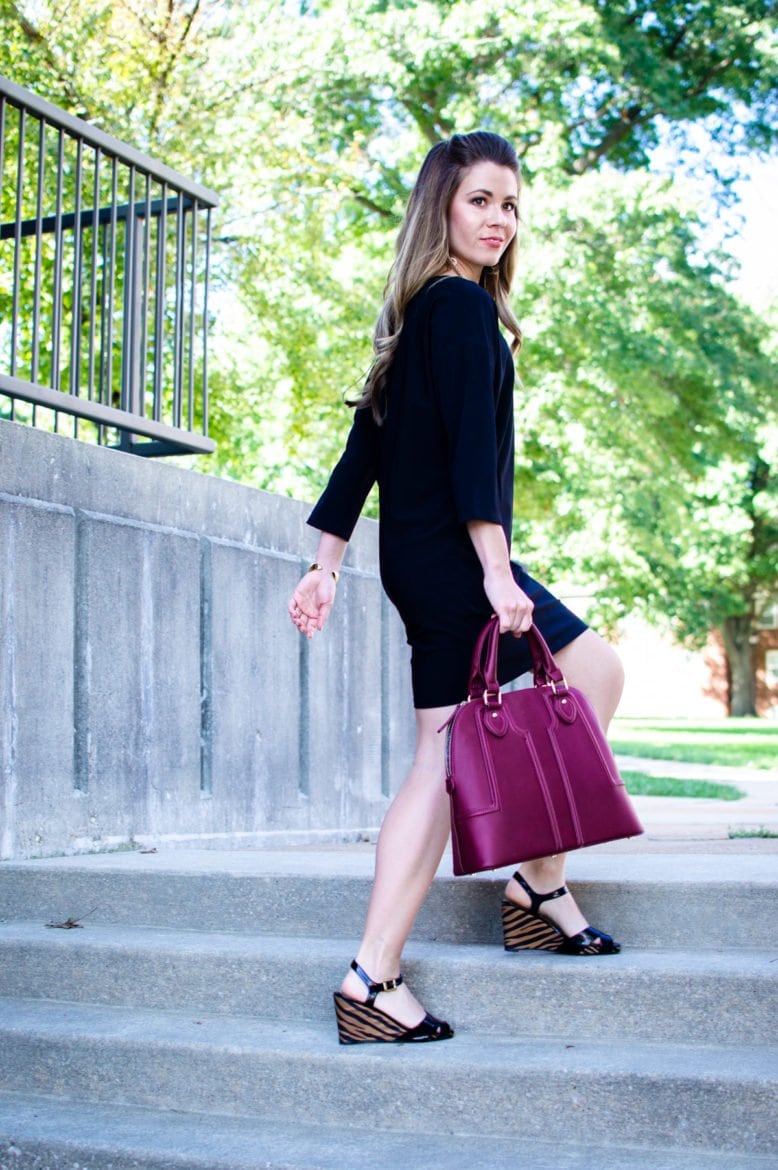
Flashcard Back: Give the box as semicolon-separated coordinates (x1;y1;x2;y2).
308;276;587;709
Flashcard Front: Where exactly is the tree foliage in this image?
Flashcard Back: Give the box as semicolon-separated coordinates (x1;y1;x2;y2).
1;0;776;711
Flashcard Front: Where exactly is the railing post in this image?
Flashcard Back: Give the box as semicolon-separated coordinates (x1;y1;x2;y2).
32;118;45;388
10;104;25;384
70;136;84;420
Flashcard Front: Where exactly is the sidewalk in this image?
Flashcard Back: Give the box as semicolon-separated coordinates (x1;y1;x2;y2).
611;755;778;851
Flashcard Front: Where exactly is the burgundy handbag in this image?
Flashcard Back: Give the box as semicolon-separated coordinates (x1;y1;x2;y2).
444;617;644;876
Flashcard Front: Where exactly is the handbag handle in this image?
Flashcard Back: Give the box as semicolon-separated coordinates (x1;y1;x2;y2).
468;616;566;704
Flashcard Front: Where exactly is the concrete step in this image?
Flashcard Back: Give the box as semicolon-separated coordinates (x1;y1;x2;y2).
2;1091;777;1170
1;848;775;1169
0;999;774;1157
1;923;775;1046
1;849;776;951
6;1090;776;1170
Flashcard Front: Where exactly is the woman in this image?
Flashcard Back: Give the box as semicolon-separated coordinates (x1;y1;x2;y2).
288;131;624;1045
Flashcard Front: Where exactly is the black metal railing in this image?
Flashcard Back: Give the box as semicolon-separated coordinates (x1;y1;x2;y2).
0;74;218;455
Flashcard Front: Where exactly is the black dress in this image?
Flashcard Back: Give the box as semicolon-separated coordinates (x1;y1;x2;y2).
308;276;587;708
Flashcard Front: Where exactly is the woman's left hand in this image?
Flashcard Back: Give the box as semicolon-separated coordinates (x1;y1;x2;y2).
482;566;534;636
466;521;533;635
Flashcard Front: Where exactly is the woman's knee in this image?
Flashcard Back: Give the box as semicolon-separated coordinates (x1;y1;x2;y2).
555;630;625;726
596;638;625;701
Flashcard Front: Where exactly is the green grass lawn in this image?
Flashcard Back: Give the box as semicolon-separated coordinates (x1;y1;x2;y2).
620;770;745;801
610;718;778;770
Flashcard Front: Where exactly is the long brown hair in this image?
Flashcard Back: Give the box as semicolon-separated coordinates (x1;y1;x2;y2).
355;131;522;422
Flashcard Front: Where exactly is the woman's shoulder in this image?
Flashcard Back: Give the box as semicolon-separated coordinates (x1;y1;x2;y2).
416;276;493;322
411;276;498;334
419;275;495;309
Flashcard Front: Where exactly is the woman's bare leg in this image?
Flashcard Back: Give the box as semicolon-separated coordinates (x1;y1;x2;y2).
339;704;454;1027
505;629;625;937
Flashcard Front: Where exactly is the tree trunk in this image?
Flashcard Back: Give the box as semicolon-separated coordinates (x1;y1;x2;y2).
720;616;757;717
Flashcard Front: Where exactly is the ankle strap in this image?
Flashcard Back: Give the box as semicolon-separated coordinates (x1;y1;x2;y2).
350;959;404;1006
513;871;568;916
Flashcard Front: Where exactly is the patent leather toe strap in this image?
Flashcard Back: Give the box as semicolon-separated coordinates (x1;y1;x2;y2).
582;926;621;953
410;1013;454;1041
350;959;404;1006
558;926;621;955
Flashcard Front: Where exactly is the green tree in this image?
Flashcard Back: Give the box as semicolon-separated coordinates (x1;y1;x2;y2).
1;0;776;711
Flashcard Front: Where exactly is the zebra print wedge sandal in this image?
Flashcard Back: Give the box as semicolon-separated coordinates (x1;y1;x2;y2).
333;959;454;1044
501;870;621;955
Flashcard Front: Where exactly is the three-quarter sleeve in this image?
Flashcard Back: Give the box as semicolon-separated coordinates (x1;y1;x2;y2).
427;282;503;526
307;404;379;540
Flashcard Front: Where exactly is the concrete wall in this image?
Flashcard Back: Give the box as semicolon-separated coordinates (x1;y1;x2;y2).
0;420;415;860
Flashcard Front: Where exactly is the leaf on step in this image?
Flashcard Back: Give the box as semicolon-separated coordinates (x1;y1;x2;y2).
45;906;99;930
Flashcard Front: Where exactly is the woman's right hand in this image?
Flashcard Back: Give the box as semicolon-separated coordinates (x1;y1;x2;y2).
482;566;534;637
288;569;338;639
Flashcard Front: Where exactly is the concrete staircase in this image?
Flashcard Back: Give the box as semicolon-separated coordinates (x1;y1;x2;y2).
0;847;776;1170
